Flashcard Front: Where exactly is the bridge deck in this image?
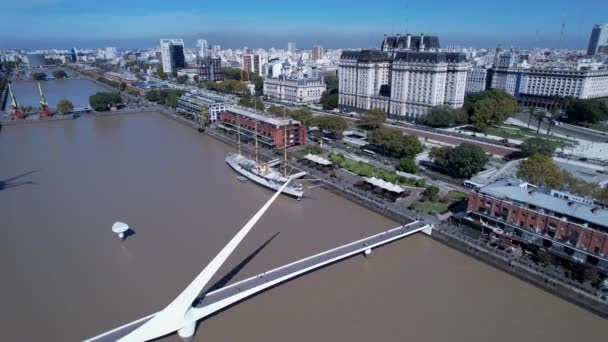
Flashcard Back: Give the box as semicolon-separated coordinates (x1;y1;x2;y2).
87;221;429;342
195;221;428;309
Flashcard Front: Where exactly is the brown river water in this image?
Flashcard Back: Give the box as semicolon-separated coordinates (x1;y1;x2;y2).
1;112;606;341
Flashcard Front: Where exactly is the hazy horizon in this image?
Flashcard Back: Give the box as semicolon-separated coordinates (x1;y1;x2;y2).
1;0;606;51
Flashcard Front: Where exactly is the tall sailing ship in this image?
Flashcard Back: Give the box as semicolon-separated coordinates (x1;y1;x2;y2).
225;108;304;200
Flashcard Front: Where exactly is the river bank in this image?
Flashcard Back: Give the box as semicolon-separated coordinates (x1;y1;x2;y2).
151;109;608;319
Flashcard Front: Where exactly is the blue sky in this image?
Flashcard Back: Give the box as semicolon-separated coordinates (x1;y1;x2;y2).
2;0;607;49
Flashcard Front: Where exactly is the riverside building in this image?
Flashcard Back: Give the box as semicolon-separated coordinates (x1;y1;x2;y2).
466;180;608;271
218;107;306;148
177;92;228;124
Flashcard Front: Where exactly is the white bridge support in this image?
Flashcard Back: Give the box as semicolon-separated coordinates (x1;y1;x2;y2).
104;181;291;342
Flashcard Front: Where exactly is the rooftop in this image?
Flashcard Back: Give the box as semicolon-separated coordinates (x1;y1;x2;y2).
479;180;608;228
227;107;301;127
364;177;405;194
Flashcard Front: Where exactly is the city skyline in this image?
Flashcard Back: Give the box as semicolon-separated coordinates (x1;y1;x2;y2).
2;0;607;50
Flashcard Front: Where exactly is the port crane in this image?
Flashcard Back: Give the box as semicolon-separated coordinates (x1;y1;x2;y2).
38;81;50;117
7;81;24;120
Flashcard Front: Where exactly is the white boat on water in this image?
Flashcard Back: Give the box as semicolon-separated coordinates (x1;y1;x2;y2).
226;152;304;200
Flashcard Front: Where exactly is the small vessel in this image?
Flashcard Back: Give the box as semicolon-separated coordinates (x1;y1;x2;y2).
225;106;303;200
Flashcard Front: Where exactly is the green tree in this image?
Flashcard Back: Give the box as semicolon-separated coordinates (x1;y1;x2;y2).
89;92;122;111
320;89;339;110
429;146;450;167
423;105;463;127
31;72;47;81
516;154;564;188
56;99;74;113
398;158;418;174
119;82;127;91
324;76;338;91
289;109;314;126
521;137;558;157
313;115;348;137
359;108;387;130
564;98;608;124
268;105;285;116
238;95;265;111
444;143;489;179
250;73;264;96
367;128;423;158
52;69;68;79
463;89;519;130
176;75;188;84
421;186;440;202
155;65;167;80
222;67;243;81
145;89;160;102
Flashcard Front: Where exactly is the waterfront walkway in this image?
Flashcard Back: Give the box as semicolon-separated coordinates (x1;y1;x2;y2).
86;221;431;341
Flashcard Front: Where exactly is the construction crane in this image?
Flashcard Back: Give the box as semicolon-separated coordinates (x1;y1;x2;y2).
7;81;23;120
38;81;50;117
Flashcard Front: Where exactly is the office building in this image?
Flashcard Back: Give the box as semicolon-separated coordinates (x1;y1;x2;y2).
466;180;608;271
288;42;296;53
587;24;608;55
312;46;324;61
197;56;223;82
243;54;262;75
177;92;228;124
196;39;208;58
218;107;306;148
263;76;327;103
490;51;608;108
465;65;491;94
70;47;77;63
339;36;468;120
160;38;185;74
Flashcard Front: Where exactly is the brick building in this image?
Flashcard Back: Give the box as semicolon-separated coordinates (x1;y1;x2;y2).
466;180;608;270
218;107;306;148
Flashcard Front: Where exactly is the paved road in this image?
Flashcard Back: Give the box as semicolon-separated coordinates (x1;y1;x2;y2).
515;112;608;143
87;221;428;342
265;101;518;157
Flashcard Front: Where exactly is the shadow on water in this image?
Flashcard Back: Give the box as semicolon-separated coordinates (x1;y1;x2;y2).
0;170;40;191
193;231;281;305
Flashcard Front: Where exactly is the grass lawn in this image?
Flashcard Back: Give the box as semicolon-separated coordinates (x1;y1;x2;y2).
482;125;576;145
290;145;327;160
589;123;608;133
445;190;469;202
329;153;426;187
411;201;449;214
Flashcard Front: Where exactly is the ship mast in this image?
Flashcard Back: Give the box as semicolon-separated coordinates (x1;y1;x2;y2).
283;107;288;177
237;114;241;156
254;119;259;165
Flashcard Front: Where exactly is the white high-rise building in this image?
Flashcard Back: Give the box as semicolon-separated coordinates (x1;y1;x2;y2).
339;49;468;120
160;38;185;74
587;24;608;55
196;39;208;58
287;42;296;53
